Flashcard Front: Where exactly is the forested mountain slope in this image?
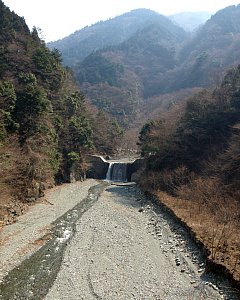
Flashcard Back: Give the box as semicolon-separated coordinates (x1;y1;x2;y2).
169;4;240;90
48;9;186;67
50;5;240;128
72;12;187;126
0;1;122;225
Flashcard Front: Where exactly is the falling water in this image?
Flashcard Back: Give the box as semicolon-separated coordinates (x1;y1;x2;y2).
105;162;128;182
106;162;113;181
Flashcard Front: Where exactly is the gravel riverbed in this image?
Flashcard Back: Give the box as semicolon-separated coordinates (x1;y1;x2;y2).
45;183;225;300
0;180;237;299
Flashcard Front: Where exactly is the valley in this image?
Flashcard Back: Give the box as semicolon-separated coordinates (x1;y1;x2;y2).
0;1;240;298
49;6;240;129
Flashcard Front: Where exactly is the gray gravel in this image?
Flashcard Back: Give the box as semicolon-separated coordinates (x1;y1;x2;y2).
0;179;99;280
45;183;223;300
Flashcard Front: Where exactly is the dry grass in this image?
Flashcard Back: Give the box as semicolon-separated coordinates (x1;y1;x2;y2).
0;136;28;225
155;176;240;282
140;169;240;282
140;166;195;195
0;134;54;226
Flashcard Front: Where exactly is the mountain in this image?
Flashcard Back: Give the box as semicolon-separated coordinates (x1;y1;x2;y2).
69;5;240;126
68;10;187;125
169;11;212;32
48;9;187;67
47;5;240;130
166;4;240;90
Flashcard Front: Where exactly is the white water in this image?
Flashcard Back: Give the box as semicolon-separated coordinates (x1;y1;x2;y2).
106;162;113;181
105;162;128;182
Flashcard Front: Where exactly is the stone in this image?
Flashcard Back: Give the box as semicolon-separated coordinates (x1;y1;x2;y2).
175;258;181;266
27;197;36;202
180;269;185;273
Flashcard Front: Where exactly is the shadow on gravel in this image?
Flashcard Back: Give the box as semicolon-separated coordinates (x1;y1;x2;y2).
0;181;109;300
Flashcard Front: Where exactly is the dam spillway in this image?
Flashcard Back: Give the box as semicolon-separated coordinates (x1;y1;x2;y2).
86;155;145;181
105;162;128;182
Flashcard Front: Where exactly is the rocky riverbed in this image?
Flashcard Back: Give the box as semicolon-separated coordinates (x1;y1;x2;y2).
45;183;230;299
0;181;238;299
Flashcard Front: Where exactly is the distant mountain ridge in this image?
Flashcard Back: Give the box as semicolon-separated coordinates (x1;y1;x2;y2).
48;5;240;127
169;4;240;90
48;9;187;66
169;11;212;32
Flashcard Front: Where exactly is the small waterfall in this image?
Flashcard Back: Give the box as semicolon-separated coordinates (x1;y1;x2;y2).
106;162;113;181
105;162;128;182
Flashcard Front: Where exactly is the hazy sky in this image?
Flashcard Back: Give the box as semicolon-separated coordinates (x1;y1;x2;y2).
3;0;240;42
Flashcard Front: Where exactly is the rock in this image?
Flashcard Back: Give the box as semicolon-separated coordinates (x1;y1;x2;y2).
138;208;144;212
212;285;219;291
39;182;46;197
175;258;181;266
8;208;17;216
27;197;36;202
181;269;185;273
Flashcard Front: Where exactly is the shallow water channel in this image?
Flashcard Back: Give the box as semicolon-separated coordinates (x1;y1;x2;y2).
0;182;108;300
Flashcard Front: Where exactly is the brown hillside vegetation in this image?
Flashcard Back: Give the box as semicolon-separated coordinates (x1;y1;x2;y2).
139;65;240;283
0;1;122;226
0;136;28;225
141;173;240;282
